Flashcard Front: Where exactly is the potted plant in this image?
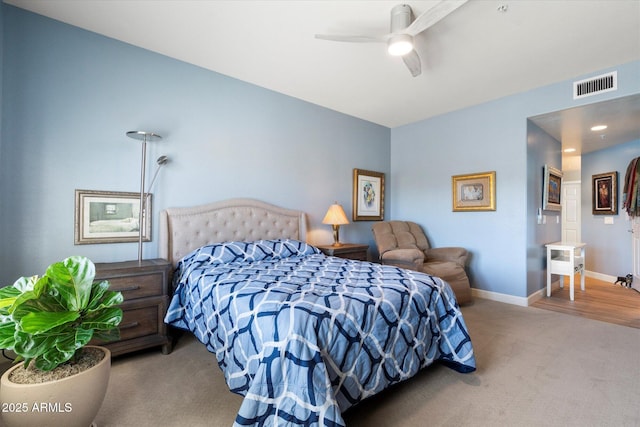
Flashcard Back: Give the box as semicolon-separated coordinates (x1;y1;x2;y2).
0;255;123;427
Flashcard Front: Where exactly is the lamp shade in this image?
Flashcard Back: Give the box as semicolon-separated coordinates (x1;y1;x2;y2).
322;203;349;225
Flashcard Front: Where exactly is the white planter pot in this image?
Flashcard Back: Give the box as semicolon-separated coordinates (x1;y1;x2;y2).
0;346;111;427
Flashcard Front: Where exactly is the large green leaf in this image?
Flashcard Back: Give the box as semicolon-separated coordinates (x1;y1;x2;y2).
82;307;123;330
13;332;57;362
53;327;92;355
0;322;17;348
19;311;79;334
46;256;94;311
0;289;20;310
86;280;109;310
11;292;66;322
6;276;47;314
90;290;124;312
11;275;38;292
35;345;75;371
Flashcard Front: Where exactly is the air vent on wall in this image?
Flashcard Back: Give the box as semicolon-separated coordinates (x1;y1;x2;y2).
573;71;617;99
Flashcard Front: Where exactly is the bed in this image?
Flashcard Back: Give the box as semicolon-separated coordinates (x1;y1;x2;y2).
160;198;476;427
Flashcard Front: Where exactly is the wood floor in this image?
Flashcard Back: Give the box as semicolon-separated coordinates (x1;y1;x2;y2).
531;275;640;329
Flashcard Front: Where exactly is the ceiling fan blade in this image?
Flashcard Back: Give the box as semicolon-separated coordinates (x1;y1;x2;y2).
404;0;468;36
402;50;421;77
315;34;387;43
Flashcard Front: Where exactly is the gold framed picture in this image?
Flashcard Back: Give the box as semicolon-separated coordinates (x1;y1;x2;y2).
452;171;496;212
352;169;385;221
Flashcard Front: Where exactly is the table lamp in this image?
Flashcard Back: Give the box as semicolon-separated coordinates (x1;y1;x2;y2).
322;202;349;246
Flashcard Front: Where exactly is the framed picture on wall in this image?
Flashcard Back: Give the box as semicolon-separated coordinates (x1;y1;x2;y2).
74;189;151;244
543;165;563;211
452;171;496;212
352;169;385;221
592;171;618;215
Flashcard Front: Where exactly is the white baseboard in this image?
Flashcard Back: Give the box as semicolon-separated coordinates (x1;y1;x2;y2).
471;288;529;307
472;270;616;307
585;270;616;282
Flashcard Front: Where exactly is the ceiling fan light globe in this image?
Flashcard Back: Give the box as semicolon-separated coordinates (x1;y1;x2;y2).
387;34;413;56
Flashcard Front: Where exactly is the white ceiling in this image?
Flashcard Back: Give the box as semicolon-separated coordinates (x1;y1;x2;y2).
5;0;640;153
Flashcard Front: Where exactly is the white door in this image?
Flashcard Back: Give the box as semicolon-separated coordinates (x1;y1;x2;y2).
562;181;581;243
632;217;640;292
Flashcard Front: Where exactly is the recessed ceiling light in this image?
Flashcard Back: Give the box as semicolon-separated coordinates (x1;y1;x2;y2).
590;125;608;131
563;148;576;153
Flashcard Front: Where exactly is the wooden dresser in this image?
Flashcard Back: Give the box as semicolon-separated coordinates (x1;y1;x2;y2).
94;258;172;356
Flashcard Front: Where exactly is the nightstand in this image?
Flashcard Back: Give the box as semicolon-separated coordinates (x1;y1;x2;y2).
93;258;172;356
316;243;369;261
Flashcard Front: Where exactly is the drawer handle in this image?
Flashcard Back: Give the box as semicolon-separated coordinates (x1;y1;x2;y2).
114;285;140;292
119;322;140;330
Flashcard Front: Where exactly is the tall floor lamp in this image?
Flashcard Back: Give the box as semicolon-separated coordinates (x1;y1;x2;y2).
127;131;162;263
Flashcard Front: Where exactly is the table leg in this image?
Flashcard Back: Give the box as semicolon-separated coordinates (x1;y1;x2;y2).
569;272;575;301
547;264;551;297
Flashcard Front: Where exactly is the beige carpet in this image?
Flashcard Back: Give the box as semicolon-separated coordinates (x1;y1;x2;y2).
2;298;639;426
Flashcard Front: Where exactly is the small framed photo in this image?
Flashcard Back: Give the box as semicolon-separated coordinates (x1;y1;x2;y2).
352;169;385;221
592;171;618;215
74;190;151;245
543;165;563;212
452;171;496;212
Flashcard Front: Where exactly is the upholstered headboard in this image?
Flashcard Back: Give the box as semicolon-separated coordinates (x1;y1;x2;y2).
158;198;308;268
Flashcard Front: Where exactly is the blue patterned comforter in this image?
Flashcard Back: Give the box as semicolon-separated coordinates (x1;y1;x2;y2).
165;239;475;426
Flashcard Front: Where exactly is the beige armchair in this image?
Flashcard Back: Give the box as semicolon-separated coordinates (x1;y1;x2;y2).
372;221;472;305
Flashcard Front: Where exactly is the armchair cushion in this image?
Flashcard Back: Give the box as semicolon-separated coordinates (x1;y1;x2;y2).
425;247;468;266
379;248;424;271
372;221;472;305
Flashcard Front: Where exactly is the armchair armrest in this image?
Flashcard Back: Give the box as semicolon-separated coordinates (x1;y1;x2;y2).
426;247;468;266
380;248;424;271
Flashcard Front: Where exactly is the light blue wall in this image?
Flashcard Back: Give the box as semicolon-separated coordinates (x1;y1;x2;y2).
391;61;640;299
582;139;640;276
0;3;3;183
0;6;390;283
391;96;528;297
526;121;562;295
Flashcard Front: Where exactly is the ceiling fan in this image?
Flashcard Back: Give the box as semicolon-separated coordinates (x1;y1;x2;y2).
315;1;468;77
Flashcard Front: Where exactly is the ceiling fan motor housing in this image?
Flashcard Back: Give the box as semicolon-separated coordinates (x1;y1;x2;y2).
390;4;413;32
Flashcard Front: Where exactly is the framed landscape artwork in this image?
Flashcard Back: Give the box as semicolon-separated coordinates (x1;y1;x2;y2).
75;189;151;244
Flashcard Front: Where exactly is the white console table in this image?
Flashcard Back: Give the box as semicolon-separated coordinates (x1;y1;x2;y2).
545;241;586;301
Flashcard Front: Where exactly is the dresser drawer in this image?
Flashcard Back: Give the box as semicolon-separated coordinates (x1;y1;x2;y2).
117;297;167;341
107;273;164;300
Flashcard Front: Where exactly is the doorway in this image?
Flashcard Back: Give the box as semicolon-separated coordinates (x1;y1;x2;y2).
561;181;581;243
